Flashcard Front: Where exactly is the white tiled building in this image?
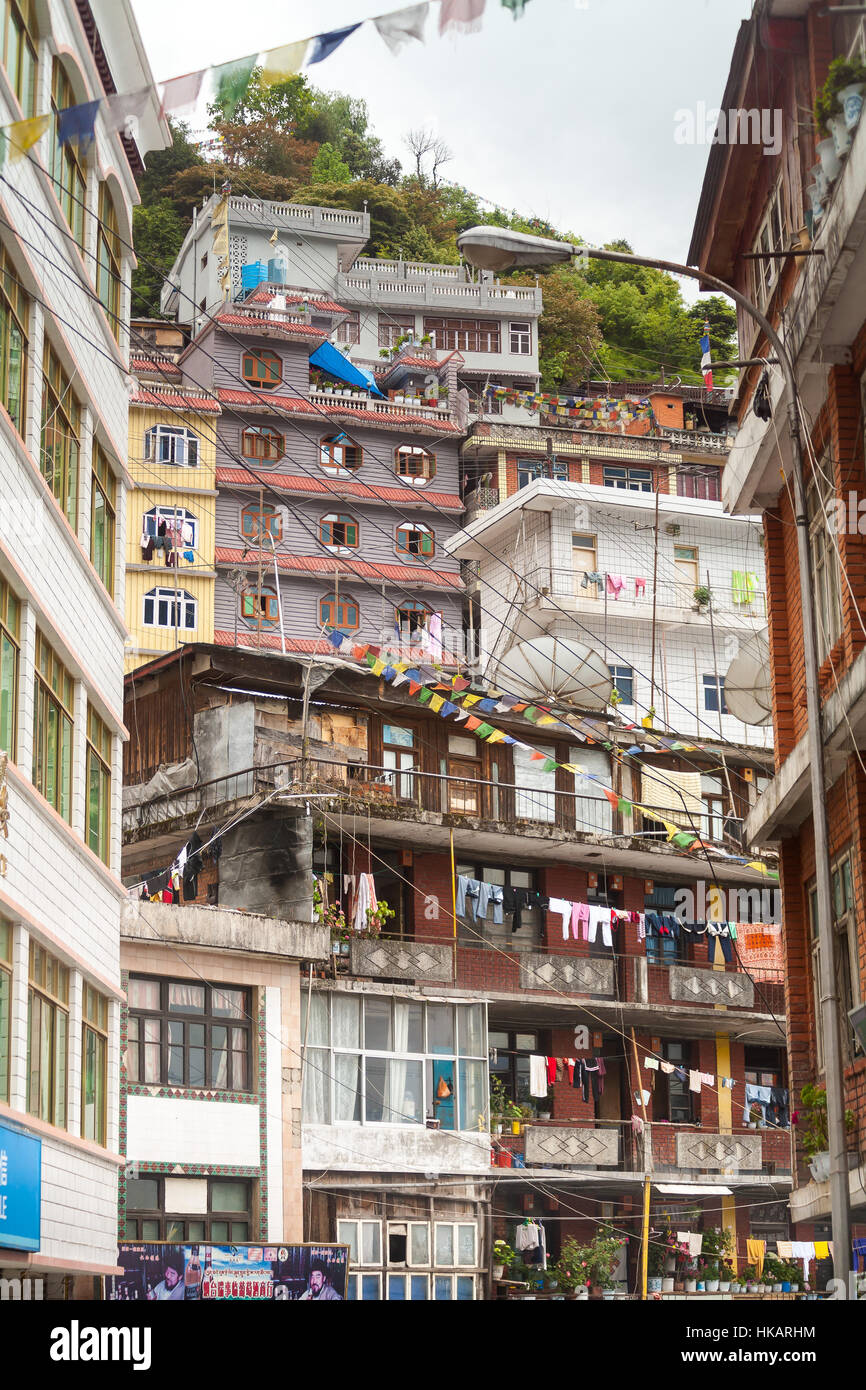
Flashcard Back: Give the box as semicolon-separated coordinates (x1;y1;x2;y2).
0;0;167;1296
446;478;773;750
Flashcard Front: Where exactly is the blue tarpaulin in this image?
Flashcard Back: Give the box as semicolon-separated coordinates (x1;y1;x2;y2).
309;341;385;398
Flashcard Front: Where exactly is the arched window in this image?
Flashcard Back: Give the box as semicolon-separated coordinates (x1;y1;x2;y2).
242;350;282;389
320;592;359;632
143;506;197;554
4;0;38;117
395;602;430;641
143;587;197;630
395;521;434;558
240;503;282;542
241;585;279;628
395;444;435;485
319;513;359;551
144;424;199;467
96;183;121;336
241;426;283;461
320;432;362;476
49;62;86;250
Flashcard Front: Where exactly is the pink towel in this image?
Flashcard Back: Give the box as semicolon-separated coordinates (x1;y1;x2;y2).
606;573;625;598
635;577;646;597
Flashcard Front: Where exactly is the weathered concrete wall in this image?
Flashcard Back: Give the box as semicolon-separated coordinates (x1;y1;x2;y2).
121;898;328;960
303;1125;490;1173
218;806;314;921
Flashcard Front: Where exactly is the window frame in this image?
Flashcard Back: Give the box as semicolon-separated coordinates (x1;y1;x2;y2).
608;664;634;706
240;426;283;461
240;584;280;629
488;1029;539;1110
0;575;20;760
32;629;73;821
126;974;253;1093
91;443;116;596
41;341;81;528
81;981;108;1145
96;183;121;336
603;465;653;492
142;586;198;632
702;674;728;715
3;0;37;117
395;521;434;558
0;242;28;435
242;350;282;390
509;321;532;354
395;445;435;486
0;917;11;1104
123;1175;252;1244
395;601;430;642
319;591;359;633
809;850;860;1069
750;179;787;313
27;939;69;1128
143;424;199;468
48;61;86;250
319;512;359;551
85;702;111;864
807;466;843;661
143;506;198;554
423;317;499;353
378;314;415;349
320;433;362;476
334;311;360;345
240;501;282;543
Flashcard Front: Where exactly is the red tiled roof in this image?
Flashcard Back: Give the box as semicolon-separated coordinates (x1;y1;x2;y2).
131;357;181;376
130;389;221;413
215;387;459;432
215;312;325;340
215;547;463;590
215;466;464;511
214;629;335;654
247;287;349;314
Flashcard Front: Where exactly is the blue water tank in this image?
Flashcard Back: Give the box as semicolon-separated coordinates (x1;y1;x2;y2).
240;261;268;291
267;257;287;284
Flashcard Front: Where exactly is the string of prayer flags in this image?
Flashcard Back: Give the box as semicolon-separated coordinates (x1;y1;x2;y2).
57;99;101;153
374;3;430;52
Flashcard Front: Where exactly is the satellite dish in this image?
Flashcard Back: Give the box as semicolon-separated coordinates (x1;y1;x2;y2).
498;636;612;709
724;634;772;726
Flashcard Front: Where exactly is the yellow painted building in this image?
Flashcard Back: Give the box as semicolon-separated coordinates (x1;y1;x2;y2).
125;369;221;672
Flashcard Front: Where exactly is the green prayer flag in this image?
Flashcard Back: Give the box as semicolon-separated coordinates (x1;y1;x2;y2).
617;798;631;816
523;706;538;721
418;688;432;704
214;54;256;118
475;722;494;737
671;832;695;848
541;758;558;772
364;653;376;669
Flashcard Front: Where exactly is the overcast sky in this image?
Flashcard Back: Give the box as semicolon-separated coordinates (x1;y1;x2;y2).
130;0;752;282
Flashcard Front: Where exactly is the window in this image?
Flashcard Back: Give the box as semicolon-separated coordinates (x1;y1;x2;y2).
0;576;20;758
143;506;198;554
242;350;282;389
435;1222;477;1266
240;502;282;542
807;468;843;661
334;311;360;345
510;321;532;354
703;674;727;715
2;0;37;116
91;444;116;595
395;521;434;557
126;976;252;1092
143;587;197;631
0;242;28;434
423;318;500;352
27;940;68;1127
41;343;81;528
382;723;416;802
701;773;726;843
603;465;653;492
124;1176;252;1243
489;1030;539;1109
0;918;11;1103
572;531;599;597
378;314;415;349
49;62;86;250
319;592;359;633
320;513;359;550
302;995;487;1132
85;703;111;863
434;1275;476;1300
674;544;699;596
609;664;634;705
240;426;283;461
241;585;279;628
751;180;787;312
395;602;430;643
810;852;860;1068
663;1040;692;1124
144;424;199;468
644;883;687;964
456;862;540;942
81;982;108;1144
395;445;435;485
338;1219;382;1267
32;630;73;821
678;468;721;501
518;458;569;488
447;732;481;815
96;184;121;335
512;741;556;823
744;1046;785;1091
320;432;362;475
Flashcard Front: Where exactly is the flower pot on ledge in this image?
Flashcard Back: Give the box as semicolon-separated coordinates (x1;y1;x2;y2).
817;137;842;182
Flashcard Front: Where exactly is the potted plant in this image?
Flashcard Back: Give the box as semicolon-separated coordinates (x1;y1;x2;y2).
683;1263;698;1294
550;1238;590;1299
646;1238;666;1294
693;584;711;611
741;1261;758;1293
703;1260;720;1293
492;1239;515;1281
798;1082;856;1179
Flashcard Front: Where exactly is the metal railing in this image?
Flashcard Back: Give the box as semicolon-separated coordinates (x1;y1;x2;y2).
549;572;767;618
122;762;287;835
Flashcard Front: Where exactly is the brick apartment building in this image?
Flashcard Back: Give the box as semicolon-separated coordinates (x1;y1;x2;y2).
689;0;866;1260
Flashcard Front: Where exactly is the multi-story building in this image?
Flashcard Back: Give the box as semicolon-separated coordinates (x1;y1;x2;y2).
120;640;792;1299
688;0;866;1262
0;0;168;1297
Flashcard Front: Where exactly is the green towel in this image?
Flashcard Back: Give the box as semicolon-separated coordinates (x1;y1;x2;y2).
732;570;759;604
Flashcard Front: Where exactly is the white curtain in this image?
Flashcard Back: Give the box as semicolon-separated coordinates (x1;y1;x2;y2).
302;1047;329;1123
513;744;556;823
572;747;612;833
390;1002;410;1122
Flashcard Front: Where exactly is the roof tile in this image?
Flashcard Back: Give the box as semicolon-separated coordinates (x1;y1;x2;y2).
215;546;463;590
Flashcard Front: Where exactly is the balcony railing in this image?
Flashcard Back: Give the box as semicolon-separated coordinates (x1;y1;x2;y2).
228;198;368;234
658;426;731;453
336;270;543;315
308;385;449;420
492;1118;792;1175
534;571;767;619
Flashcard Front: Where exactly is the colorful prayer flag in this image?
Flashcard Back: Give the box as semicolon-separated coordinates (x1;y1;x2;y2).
212;54;257;117
373;3;429;53
308;24;362;63
6;114;49;159
260;40;309;84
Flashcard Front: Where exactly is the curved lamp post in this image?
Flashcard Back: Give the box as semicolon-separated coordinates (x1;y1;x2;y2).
457;226;852;1288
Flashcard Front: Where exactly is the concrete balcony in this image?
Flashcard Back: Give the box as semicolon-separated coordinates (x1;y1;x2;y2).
520;574;767;630
336;267;543;316
658;427;732;454
524;1123;619;1168
307;385;450;421
518;951;615;997
228;197;369;242
121;898;330;962
349;937;454;983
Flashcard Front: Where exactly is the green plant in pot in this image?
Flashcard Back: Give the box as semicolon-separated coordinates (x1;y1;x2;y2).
492;1239;515;1279
814;55;866;136
693;584;711;609
798;1082;855;1175
550;1237;591;1295
489;1075;522;1133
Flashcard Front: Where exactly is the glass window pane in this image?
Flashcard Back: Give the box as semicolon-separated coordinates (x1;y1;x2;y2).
334;1053;362;1122
337;1220;358;1263
187;1221;206;1242
212;988;245;1018
388;1060;423;1124
211;1221;230;1243
515;1032;537;1051
360;1274;380;1300
410;1275;429;1300
126;1177;159;1209
346;1275;357;1301
434;1275;453;1300
458;1005;484;1057
168;983;205;1013
332;994;360;1048
302;1047;329;1123
457;1225;476;1265
361;1222;381;1265
364;997;392;1051
427;1004;454;1056
435;1225;454;1265
230;1222;249;1242
365;1056;387;1122
211;1180;248;1212
456;1276;474;1300
388;1274;406;1300
459;1059;487;1132
394;1000;423;1054
409;1224;430;1265
141;1220;161;1240
302;992;329;1046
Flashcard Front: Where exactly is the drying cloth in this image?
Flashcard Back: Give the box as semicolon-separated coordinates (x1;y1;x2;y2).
660;1061;675;1075
529;1055;548;1098
606;573;625;599
546;1056;557;1086
743;1082;771;1125
587;905;613;947
814;1241;830;1261
634;577;647;597
640;767;704;822
700;1072;715;1087
572;901;590;940
456;874;481;919
631;1113;644;1136
731;569;759;604
791;1241;815;1271
689;1069;702;1094
746;1239;765;1278
548;897;572;940
352;873;377;932
776;1241;793;1259
644;1056;659;1071
688;1233;703;1259
581;570;604;589
476;880;501;923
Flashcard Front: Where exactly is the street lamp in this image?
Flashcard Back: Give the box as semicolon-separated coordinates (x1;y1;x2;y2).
457;225;853;1287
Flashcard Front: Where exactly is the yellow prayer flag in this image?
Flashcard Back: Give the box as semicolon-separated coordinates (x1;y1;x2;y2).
429;694;444;713
536;715;558;726
371;659;386;676
462;694;482;707
260;39;309;85
7;114;49;160
486;729;506;744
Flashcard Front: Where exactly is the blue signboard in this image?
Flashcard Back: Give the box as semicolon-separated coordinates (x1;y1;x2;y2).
0;1119;41;1252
